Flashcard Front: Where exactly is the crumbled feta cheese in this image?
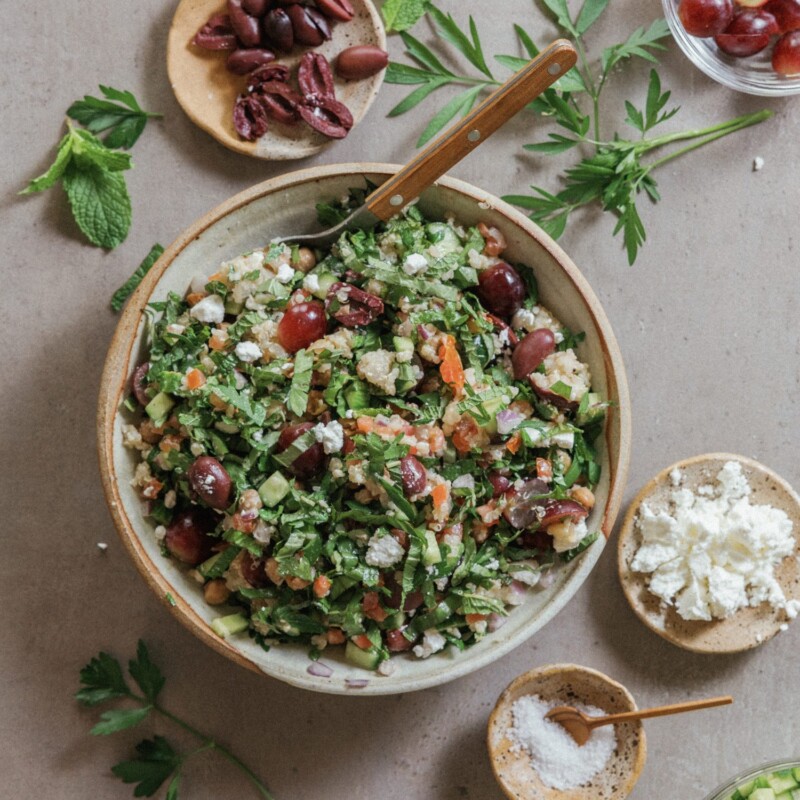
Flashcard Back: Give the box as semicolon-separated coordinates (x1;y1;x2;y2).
154;525;166;541
403;253;428;275
631;461;796;622
530;349;591;403
235;341;262;363
189;294;225;324
275;262;295;283
412;629;446;659
670;468;683;487
190;441;205;457
303;273;320;293
166;323;185;336
365;533;405;568
753;156;765;171
511;308;537;331
313;420;344;454
378;659;396;677
97;542;108;552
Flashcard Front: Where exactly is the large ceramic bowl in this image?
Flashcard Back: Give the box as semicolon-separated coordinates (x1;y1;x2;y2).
97;164;631;695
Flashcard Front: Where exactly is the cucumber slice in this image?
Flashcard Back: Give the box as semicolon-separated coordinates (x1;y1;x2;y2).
395;361;419;395
576;392;606;427
739;781;757;797
750;789;777;800
768;774;799;793
345;380;371;410
258;471;291;507
144;392;174;424
211;613;249;639
423;530;442;566
309;272;337;300
794;771;800;783
224;297;244;315
345;640;380;670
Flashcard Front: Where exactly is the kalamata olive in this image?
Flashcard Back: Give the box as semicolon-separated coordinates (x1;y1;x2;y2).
520;530;554;552
386;629;415;652
277;301;327;352
298;51;335;98
512;329;556;379
242;0;270;15
241;552;270;587
336;45;389;80
165;509;216;565
488;472;511;498
187;456;233;510
540;499;588;528
226;48;276;74
193;13;238;50
131;362;151;406
403;591;424;611
233;93;270;140
325;282;383;327
502;478;550;529
286;5;331;46
263;8;294;51
477;262;526;319
253;81;302;124
228;0;262;46
316;0;355;21
276;422;325;479
400;455;427;497
247;63;291;91
297;93;353;138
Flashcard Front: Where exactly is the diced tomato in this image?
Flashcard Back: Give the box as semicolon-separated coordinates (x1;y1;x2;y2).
313;575;332;598
352;634;373;651
536;457;553;481
326;628;346;645
186;368;206;390
465;613;488;625
356;416;375;434
438;335;465;393
506;432;522;454
432;483;449;509
362;591;389;622
386;629;415;652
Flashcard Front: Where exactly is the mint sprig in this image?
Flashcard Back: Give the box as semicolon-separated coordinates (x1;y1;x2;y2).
21;87;159;250
112;243;165;312
77;640;274;799
381;0;429;32
384;3;771;264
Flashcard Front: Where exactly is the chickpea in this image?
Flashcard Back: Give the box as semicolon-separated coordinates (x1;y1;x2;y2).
265;557;284;586
292;247;317;273
570;485;596;510
203;579;231;606
239;488;263;512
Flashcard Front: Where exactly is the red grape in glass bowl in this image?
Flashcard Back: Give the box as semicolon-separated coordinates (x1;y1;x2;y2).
664;0;800;94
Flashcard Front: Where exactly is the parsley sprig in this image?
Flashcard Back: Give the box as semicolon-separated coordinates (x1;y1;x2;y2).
77;641;274;799
21;86;159;250
383;1;772;264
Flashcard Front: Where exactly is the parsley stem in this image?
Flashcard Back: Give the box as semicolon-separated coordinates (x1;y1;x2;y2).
151;703;275;799
645;110;772;171
572;35;601;142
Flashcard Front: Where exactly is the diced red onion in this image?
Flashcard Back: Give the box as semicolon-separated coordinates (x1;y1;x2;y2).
307;661;334;678
417;324;431;340
345;678;369;689
452;474;475;490
488;613;506;632
496;410;525;435
509;580;529;602
538;569;556;589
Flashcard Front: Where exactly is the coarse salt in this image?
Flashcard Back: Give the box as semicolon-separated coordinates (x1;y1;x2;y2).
508;695;616;790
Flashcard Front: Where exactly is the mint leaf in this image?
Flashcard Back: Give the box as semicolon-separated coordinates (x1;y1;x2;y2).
112;736;181;797
287;348;314;417
128;640;165;704
575;0;610;34
68;85;160;149
166;773;181;800
91;706;151;736
63;160;132;249
112;243;164;311
76;651;130;706
20;132;74;194
382;0;428;31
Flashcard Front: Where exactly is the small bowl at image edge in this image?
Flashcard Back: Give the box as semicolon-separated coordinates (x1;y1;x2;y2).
702;758;800;799
662;0;800;96
97;164;631;696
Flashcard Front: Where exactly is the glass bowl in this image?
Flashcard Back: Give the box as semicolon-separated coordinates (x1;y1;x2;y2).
702;758;800;799
662;0;800;96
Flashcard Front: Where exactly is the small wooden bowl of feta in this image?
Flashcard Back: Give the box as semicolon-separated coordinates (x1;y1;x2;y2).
487;664;646;800
617;453;800;654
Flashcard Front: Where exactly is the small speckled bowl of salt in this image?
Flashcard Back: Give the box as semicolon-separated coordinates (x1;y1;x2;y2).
488;664;646;800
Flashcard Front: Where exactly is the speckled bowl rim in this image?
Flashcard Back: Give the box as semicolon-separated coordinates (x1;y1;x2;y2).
617;452;800;654
97;163;631;695
487;663;647;800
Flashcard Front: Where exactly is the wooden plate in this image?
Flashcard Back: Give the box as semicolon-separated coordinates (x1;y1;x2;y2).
167;0;386;160
618;453;800;654
487;664;646;800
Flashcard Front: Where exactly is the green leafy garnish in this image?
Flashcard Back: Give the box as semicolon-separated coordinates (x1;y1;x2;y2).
111;243;165;311
67;85;161;149
385;3;771;264
287;348;314;417
77;640;274;799
21;87;159;250
381;0;429;31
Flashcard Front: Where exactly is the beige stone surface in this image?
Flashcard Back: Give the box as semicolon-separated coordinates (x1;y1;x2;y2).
2;1;798;799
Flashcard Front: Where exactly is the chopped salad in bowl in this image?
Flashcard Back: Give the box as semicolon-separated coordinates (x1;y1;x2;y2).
121;192;607;677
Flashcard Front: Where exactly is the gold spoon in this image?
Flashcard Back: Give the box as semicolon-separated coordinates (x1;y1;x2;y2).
546;695;733;746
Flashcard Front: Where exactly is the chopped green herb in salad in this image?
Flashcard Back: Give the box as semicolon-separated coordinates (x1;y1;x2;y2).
123;199;606;676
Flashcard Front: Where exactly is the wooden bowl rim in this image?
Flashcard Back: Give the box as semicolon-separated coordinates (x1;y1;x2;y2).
487;662;647;800
617;452;800;654
97;162;632;689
